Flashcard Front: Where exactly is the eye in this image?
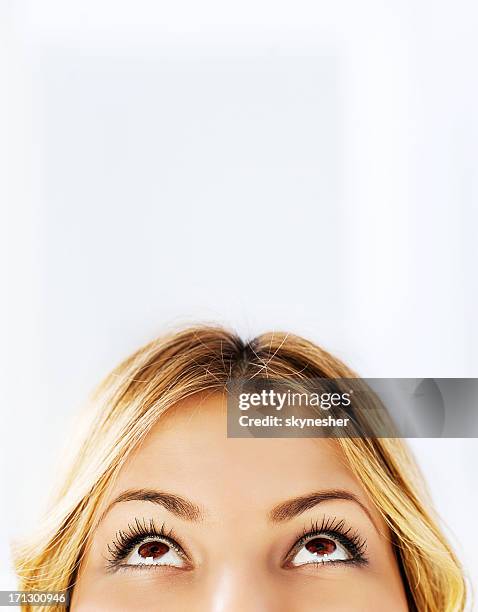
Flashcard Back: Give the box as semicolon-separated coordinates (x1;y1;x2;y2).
290;535;352;566
106;519;192;571
285;518;368;569
124;537;187;567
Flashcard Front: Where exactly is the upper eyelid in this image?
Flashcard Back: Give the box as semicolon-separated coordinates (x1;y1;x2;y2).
295;528;364;549
109;534;181;560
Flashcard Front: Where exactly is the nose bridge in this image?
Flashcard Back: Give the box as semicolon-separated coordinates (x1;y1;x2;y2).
208;565;287;612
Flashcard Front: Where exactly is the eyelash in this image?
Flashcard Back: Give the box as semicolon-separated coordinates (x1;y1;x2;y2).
106;515;368;571
106;517;187;571
286;516;368;567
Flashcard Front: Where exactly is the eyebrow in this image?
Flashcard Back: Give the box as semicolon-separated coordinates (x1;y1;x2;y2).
269;488;378;531
98;487;378;533
99;488;203;523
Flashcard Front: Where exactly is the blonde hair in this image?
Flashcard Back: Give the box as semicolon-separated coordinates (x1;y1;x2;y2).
14;326;467;611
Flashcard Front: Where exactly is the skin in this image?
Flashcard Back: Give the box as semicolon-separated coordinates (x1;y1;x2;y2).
72;392;409;611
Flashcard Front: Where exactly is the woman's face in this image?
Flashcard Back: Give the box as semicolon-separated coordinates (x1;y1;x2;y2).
72;393;409;611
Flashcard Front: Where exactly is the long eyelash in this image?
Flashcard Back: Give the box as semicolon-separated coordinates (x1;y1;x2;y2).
293;516;368;565
106;517;182;571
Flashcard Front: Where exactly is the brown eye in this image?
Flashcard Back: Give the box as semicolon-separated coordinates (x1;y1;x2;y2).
138;541;170;559
125;538;186;567
305;538;337;556
291;535;350;566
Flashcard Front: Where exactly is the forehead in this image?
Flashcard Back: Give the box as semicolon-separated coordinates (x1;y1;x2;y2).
109;392;366;512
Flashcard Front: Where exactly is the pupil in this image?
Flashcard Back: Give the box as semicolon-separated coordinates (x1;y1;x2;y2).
305;537;336;556
138;541;169;559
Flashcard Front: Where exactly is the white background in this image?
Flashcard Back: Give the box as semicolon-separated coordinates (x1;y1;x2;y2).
1;0;477;606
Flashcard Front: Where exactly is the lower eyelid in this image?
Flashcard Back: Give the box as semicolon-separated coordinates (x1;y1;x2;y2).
289;558;369;570
112;563;192;574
